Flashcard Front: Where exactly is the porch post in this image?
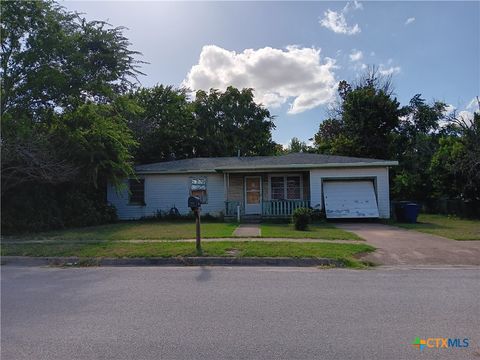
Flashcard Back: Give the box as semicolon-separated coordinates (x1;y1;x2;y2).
223;172;227;200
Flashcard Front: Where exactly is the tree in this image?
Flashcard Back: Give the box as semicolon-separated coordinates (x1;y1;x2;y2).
192;87;276;157
429;136;466;199
0;128;78;195
431;107;480;201
1;0;143;118
314;67;402;159
126;85;195;163
283;137;309;153
314;118;353;155
53;102;138;188
1;0;142;232
391;95;447;200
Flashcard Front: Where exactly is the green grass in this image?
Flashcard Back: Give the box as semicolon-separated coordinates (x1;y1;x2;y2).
391;214;480;240
5;221;238;241
260;222;362;240
1;241;374;267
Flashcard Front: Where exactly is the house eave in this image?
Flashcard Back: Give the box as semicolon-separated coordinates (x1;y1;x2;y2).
214;161;399;172
135;169;218;175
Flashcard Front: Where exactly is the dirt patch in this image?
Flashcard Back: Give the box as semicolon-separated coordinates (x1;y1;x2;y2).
225;248;241;256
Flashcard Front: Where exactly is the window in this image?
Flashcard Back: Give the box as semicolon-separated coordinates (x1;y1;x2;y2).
129;179;145;205
271;176;285;200
270;175;302;200
286;176;301;199
190;177;208;204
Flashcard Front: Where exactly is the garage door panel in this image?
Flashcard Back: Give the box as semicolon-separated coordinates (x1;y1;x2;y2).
323;181;379;219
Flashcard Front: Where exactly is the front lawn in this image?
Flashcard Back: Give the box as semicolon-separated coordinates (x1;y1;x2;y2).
391;214;480;240
261;222;362;240
4;221;238;241
1;241;374;268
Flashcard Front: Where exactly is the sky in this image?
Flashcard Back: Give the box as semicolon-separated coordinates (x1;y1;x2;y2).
63;1;480;146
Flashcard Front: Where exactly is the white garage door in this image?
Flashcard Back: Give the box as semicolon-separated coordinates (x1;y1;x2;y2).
323;180;379;219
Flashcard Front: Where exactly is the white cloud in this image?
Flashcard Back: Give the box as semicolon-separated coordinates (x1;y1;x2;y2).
458;110;475;126
319;2;362;36
183;45;338;114
349;49;363;62
343;0;363;12
405;17;416;25
379;64;401;75
466;97;479;111
444;104;456;116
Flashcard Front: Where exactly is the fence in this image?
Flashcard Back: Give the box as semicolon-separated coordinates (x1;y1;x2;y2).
392;199;480;219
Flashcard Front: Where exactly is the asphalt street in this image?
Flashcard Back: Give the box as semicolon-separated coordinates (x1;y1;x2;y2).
2;266;479;360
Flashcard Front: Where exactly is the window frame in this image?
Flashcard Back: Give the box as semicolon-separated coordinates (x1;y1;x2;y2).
128;178;146;206
189;176;208;204
268;174;303;201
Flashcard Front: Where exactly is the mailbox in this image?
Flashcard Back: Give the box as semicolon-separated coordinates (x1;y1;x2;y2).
188;196;201;209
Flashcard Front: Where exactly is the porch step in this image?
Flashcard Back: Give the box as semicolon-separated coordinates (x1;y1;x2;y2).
241;215;262;224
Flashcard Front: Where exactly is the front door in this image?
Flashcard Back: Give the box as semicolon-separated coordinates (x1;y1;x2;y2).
245;176;262;214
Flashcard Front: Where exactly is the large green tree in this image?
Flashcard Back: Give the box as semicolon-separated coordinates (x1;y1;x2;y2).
1;0;141;232
391;95;447;200
314;69;402;160
1;0;142;117
1;0;141;187
430;109;480;201
192;87;277;157
126;86;196;164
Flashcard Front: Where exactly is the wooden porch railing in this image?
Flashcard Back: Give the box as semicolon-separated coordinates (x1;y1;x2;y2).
226;200;311;217
262;200;311;217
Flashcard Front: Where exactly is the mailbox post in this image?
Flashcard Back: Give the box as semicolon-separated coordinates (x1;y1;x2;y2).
188;196;202;253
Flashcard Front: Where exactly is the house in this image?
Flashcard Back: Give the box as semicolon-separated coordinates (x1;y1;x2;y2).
107;153;398;220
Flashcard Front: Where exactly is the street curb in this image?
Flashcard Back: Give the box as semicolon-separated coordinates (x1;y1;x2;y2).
1;256;345;268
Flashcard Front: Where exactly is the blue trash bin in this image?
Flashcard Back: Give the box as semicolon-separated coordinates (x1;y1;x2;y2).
404;203;420;223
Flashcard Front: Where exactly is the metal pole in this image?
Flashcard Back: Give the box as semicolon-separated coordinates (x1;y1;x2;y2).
195;208;201;253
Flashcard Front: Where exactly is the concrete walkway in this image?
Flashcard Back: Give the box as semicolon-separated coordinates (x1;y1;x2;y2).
335;222;480;266
233;224;261;237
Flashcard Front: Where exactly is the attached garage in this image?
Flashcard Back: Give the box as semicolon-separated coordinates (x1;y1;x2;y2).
309;165;395;219
323;180;379;219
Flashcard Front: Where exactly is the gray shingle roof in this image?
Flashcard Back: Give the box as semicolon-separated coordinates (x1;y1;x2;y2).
135;153;397;174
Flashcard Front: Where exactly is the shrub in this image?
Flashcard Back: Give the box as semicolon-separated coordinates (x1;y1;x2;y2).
61;190;118;227
1;185;64;234
1;185;118;234
292;207;313;231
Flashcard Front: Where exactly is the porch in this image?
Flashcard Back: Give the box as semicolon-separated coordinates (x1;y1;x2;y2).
225;199;311;218
224;171;311;219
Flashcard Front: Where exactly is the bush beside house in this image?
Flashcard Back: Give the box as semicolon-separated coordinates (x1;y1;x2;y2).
292;208;313;231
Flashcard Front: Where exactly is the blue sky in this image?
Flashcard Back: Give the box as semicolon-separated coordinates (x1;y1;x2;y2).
64;1;479;146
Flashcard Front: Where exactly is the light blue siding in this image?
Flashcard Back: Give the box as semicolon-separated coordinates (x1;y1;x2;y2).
107;173;225;220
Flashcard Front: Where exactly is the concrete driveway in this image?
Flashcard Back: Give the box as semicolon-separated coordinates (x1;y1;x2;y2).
335;222;480;266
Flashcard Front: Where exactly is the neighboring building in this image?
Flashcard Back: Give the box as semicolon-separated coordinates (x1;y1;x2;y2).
107;153;398;220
